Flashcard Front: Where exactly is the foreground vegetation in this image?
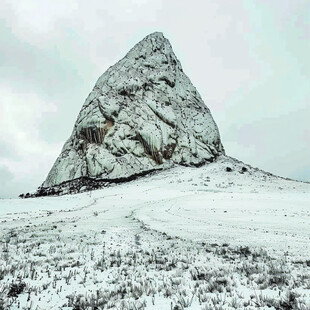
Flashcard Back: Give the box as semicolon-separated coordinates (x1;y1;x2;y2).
1;215;310;310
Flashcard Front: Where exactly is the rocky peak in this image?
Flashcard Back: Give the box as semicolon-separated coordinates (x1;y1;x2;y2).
38;32;225;195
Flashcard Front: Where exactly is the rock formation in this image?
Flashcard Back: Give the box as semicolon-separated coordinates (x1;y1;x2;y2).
37;32;224;196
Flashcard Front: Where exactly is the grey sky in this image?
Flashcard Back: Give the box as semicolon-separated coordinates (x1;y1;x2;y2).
0;0;309;198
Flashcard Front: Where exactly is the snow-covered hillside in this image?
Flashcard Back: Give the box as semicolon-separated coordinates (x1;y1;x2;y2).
1;156;310;309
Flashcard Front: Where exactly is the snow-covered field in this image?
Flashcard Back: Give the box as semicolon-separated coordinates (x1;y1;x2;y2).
1;156;310;309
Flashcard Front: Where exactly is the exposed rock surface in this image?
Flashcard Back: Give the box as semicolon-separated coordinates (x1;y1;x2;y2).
38;32;224;195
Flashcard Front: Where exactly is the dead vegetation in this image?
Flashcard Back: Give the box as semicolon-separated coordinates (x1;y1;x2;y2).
1;220;310;310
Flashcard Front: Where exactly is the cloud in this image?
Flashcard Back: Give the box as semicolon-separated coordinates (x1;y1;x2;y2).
0;165;14;185
223;107;310;180
0;88;62;197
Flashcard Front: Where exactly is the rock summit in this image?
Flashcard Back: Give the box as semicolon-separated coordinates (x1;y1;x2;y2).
38;32;224;195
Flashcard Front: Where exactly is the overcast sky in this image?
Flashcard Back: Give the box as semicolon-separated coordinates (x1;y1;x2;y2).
0;0;309;198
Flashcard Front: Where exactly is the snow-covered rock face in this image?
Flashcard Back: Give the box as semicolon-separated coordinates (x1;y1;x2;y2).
42;32;224;190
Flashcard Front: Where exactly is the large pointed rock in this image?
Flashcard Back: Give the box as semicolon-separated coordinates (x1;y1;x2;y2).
40;32;224;193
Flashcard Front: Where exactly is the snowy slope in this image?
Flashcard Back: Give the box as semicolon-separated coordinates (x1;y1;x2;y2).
1;156;310;309
41;32;224;193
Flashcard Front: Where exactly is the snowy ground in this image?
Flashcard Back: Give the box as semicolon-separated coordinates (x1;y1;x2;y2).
0;156;310;309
